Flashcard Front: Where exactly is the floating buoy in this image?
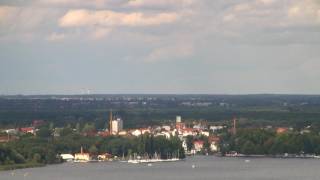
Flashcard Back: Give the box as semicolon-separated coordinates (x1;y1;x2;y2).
147;163;153;167
245;160;250;163
192;164;196;168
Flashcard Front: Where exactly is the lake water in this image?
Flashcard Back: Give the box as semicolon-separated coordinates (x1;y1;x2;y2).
1;156;320;180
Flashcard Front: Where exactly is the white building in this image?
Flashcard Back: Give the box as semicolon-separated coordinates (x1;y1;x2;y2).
200;131;210;137
60;154;74;162
4;129;18;135
162;125;171;131
111;118;123;134
209;125;225;133
176;116;181;123
130;128;150;137
182;140;188;152
210;142;218;152
155;131;171;139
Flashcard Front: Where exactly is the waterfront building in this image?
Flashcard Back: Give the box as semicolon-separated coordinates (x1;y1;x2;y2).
74;147;91;162
208;136;220;152
193;140;204;152
97;153;112;161
60;154;74;162
182;139;188;152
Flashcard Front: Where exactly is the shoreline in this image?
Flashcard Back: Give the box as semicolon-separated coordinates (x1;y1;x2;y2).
221;154;320;159
2;155;320;171
0;162;45;171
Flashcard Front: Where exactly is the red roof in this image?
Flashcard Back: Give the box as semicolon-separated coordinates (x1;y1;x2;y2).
194;140;204;145
20;127;35;133
208;136;220;143
276;127;288;134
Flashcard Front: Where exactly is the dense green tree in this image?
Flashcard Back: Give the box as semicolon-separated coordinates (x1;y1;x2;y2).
37;127;52;138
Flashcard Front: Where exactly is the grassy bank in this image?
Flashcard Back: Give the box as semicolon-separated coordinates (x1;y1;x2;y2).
0;162;45;171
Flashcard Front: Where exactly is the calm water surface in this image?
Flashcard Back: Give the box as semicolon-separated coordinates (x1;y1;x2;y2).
1;156;320;180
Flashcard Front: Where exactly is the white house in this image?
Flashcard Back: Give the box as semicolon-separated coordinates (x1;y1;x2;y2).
60;154;74;162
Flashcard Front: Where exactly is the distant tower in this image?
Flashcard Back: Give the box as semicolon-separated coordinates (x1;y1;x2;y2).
109;109;113;132
176;116;181;123
233;117;237;135
111;118;123;134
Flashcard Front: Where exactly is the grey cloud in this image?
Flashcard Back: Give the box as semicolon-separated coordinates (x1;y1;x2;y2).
0;0;320;94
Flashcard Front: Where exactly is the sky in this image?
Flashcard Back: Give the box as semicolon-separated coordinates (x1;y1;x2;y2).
0;0;320;95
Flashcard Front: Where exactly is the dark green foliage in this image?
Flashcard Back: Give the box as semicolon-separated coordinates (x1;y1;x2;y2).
1;132;185;169
221;129;320;155
37;127;52;138
0;145;25;165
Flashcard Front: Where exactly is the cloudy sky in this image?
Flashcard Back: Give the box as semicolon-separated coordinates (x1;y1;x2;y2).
0;0;319;94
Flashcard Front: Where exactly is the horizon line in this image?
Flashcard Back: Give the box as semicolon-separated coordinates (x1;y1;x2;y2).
1;93;320;96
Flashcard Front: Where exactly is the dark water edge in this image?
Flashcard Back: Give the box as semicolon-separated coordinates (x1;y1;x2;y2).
0;162;45;171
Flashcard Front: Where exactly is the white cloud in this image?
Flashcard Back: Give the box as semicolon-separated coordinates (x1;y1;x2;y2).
59;9;179;27
127;0;194;8
37;0;119;8
287;0;320;24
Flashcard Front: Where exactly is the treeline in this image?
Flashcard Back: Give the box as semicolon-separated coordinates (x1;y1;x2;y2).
1;94;320;129
220;129;320;155
0;144;25;165
2;107;320;130
2;126;185;167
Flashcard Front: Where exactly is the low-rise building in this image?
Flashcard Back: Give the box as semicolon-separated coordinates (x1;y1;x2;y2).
20;127;36;135
60;154;74;162
208;136;220;152
74;147;91;162
130;128;150;137
97;153;112;161
118;130;127;136
155;131;171;139
276;127;288;134
200;131;210;137
193;140;204;152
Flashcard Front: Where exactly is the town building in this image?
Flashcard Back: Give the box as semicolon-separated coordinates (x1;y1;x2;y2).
193;140;204;152
60;154;74;162
111;118;123;134
20;127;36;135
108;110;123;135
98;153;112;161
208;136;220;152
74;147;91;162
